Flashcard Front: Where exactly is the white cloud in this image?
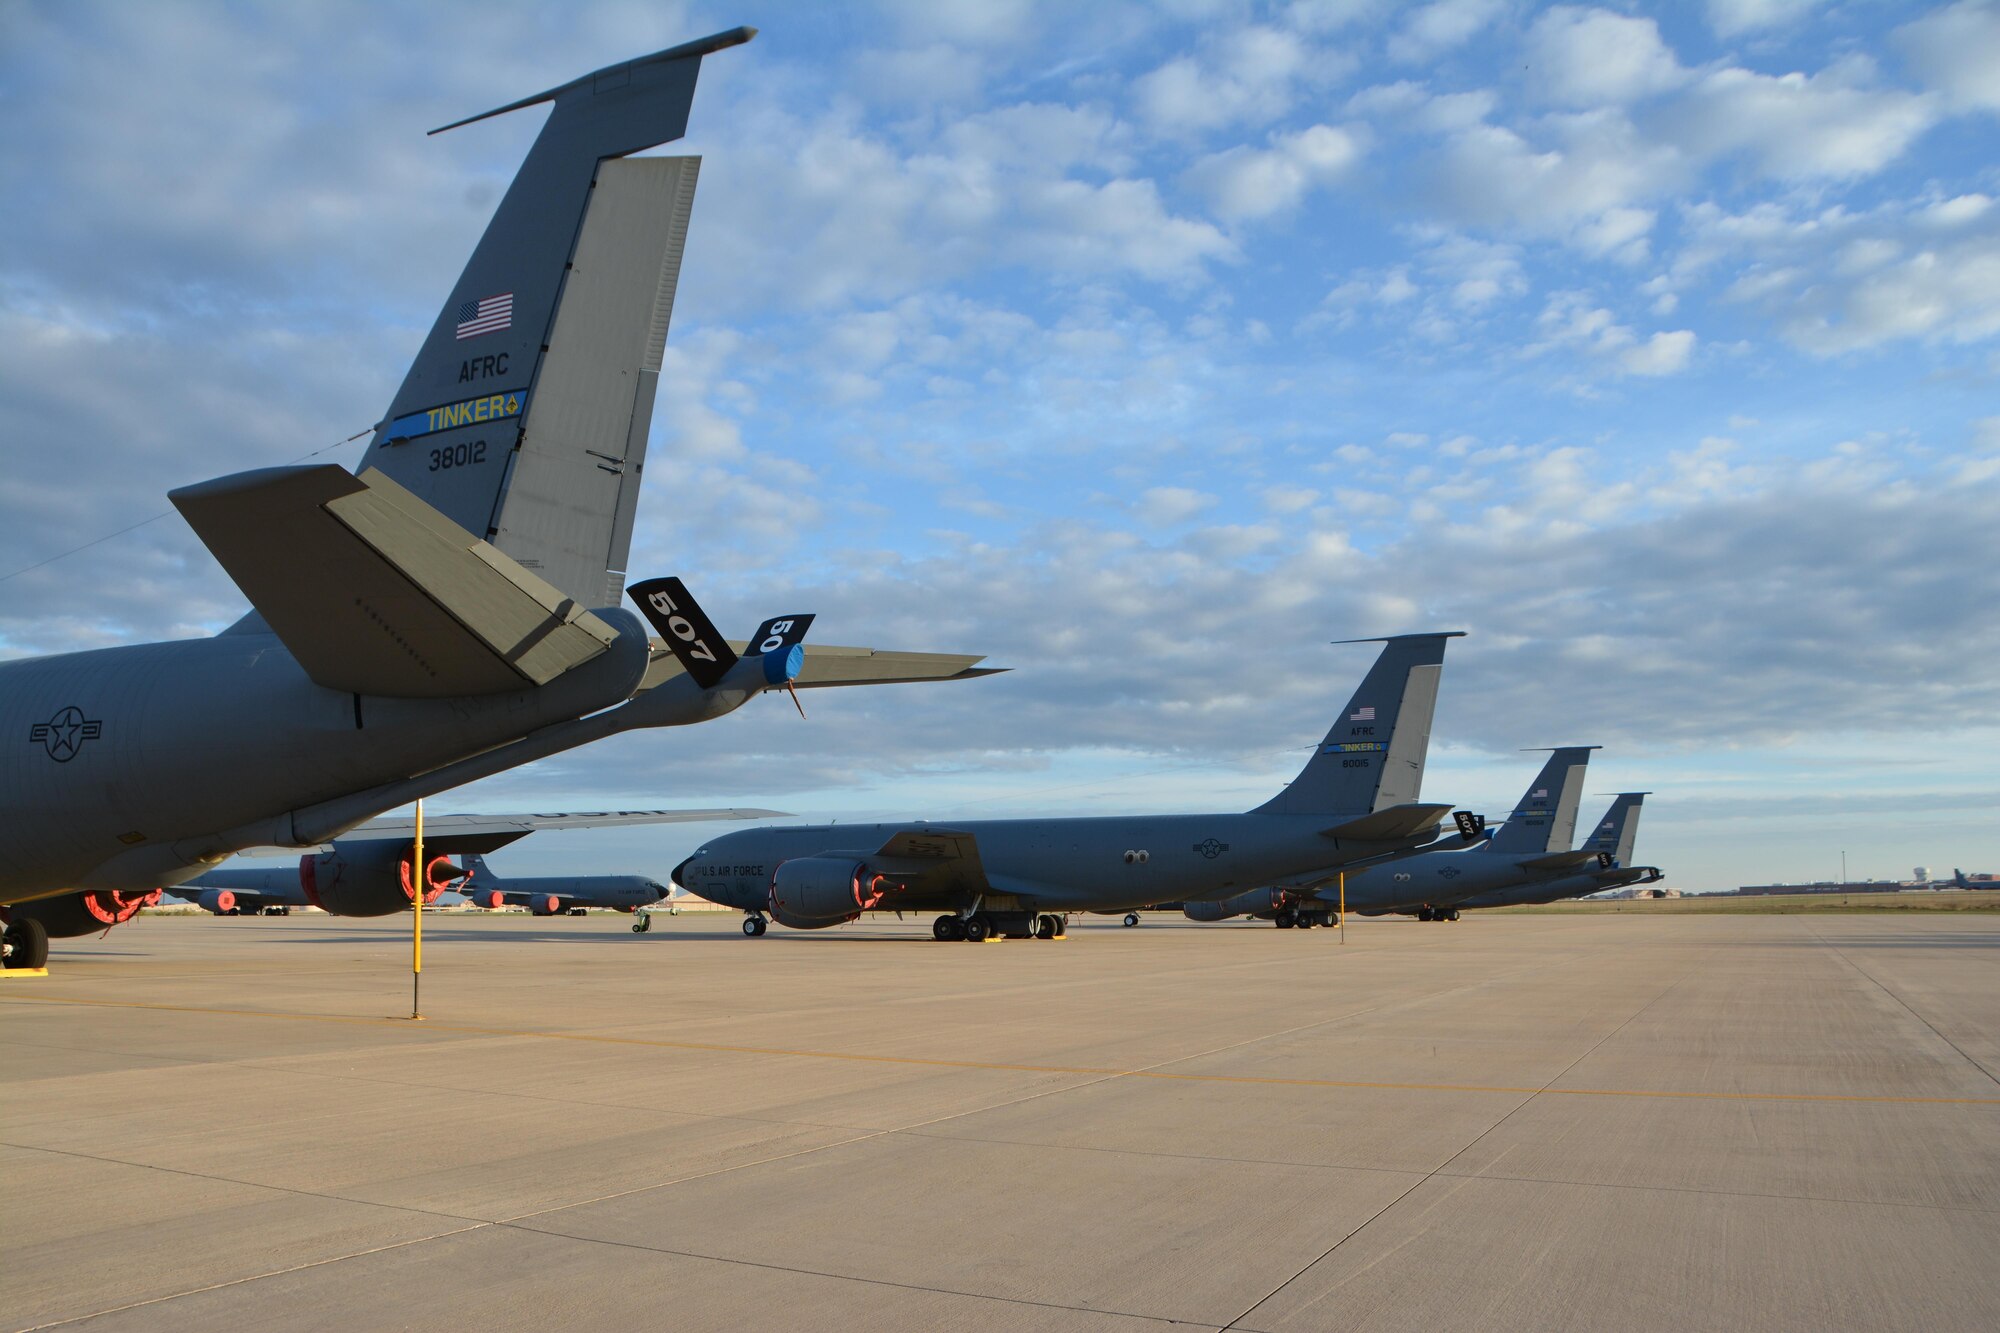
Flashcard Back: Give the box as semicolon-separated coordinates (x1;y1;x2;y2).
1184;124;1363;222
1896;1;2000;114
1425;115;1684;246
1705;0;1824;38
1133;26;1323;135
852;43;990;107
1533;290;1696;375
1388;0;1505;64
1620;328;1696;375
1526;7;1688;107
1672;58;1938;181
1263;484;1321;513
1686;194;2000;354
1135;486;1217;525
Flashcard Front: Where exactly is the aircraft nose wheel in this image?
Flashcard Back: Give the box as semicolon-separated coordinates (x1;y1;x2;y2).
4;917;50;970
1122;912;1140;928
632;914;652;933
742;915;768;937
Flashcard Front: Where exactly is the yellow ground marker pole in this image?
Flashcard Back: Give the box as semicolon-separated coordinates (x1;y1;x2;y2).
410;799;423;1021
1339;871;1346;944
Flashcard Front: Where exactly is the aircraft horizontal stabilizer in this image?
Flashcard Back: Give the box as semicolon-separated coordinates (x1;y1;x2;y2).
637;643;1002;692
171;465;620;698
1521;850;1601;872
1319;802;1455;843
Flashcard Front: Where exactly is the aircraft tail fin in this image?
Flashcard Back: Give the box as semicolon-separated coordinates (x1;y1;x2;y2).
1253;632;1461;817
170;464;620;698
1582;792;1650;867
1484;747;1598;855
355;31;753;609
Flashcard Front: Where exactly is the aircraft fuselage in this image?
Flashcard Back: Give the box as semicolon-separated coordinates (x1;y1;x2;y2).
0;623;648;903
680;813;1416;918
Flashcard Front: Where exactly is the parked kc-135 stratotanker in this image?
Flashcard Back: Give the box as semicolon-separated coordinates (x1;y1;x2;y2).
454;853;673;919
1188;745;1600;925
673;634;1474;941
1431;792;1659;913
0;29;1000;972
173;810;775;919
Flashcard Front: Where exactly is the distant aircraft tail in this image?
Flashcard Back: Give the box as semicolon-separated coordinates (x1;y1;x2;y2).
1484;747;1597;855
1252;632;1461;817
355;29;754;609
1582;792;1650;867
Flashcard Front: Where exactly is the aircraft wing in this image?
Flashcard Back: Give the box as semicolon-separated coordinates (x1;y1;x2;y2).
871;828;990;894
172;464;624;698
1318;803;1455;843
242;808;786;857
638;643;1003;691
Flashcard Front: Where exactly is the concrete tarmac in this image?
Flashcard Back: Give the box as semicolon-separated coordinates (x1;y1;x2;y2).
4;911;1998;1331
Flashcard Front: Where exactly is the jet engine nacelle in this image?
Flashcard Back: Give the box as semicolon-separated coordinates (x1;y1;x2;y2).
527;895;563;916
300;843;457;917
15;889;163;939
1184;887;1292;923
475;890;507;910
767;857;891;930
195;889;238;915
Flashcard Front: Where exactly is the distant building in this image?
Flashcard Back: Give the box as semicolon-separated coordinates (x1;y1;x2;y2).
1735;881;1905;896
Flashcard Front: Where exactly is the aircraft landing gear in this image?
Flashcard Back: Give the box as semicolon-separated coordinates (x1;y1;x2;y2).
962;915;990;942
3;917;50;971
1416;907;1434;922
1036;913;1060;939
1274;909;1296;929
1122;912;1140;928
934;915;966;942
742;915;768;937
632;913;652;934
1443;908;1461;922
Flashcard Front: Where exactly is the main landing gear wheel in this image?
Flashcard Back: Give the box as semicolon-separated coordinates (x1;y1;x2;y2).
963;916;990;943
742;915;768;937
933;915;966;942
1416;907;1435;922
1274;909;1296;929
1445;909;1462;922
1036;914;1058;939
1122;912;1140;928
4;917;50;970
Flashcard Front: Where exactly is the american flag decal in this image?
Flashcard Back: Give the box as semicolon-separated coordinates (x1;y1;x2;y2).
1533;789;1548;798
1350;705;1375;721
455;293;513;339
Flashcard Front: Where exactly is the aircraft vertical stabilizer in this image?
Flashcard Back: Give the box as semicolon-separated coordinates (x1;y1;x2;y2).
356;30;749;607
1254;632;1461;817
1485;747;1597;855
1583;792;1650;865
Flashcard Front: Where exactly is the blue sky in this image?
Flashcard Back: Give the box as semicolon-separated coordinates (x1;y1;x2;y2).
2;1;1996;890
